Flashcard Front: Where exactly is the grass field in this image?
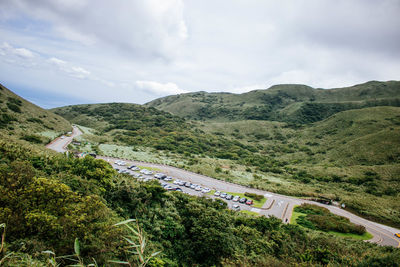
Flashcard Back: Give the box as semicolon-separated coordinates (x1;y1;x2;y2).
290;206;373;240
38;130;61;139
240;210;260;216
327;231;373;241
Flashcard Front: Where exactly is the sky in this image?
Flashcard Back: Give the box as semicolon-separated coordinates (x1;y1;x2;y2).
0;0;399;108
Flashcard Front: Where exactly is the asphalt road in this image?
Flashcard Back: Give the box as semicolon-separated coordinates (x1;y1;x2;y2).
46;126;82;152
47;126;400;248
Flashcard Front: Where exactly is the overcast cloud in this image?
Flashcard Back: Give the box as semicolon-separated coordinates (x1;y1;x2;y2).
0;0;399;108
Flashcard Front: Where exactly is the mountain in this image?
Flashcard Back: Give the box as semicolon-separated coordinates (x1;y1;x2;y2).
0;83;71;143
145;80;400;123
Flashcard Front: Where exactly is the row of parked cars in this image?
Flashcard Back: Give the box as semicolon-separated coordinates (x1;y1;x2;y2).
214;191;254;205
115;164;253;211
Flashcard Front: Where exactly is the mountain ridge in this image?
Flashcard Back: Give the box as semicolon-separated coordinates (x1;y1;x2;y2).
145;80;400;123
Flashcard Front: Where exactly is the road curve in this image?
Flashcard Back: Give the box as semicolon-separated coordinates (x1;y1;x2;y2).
46;126;82;152
46;127;400;248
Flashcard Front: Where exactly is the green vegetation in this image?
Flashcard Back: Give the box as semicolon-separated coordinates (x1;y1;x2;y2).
58;100;400;227
146;81;400;123
0;134;399;265
327;231;373;241
0;83;71;139
240;210;260;216
294;204;366;235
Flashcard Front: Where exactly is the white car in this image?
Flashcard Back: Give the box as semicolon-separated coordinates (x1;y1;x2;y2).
140;169;153;175
195;186;203;191
202;188;211;193
115;160;126;166
232;195;240;202
214;191;221;196
232;204;240;211
164;176;173;181
173;180;181;185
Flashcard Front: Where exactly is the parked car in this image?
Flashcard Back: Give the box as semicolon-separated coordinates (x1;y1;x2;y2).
164;176;173;181
190;184;198;189
245;199;254;205
214;191;221;196
175;188;183;192
127;165;136;169
232;204;240;211
239;197;247;203
202;188;211;193
185;182;192;187
177;181;186;186
225;194;233;200
131;166;140;171
131;173;142;178
195;186;202;191
118;169;129;174
220;192;227;199
165;185;174;190
116;161;126;166
140;169;153;175
232;195;240;202
154;173;167;179
173;179;180;185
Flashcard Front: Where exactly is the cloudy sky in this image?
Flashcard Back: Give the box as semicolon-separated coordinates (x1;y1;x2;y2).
0;0;399;108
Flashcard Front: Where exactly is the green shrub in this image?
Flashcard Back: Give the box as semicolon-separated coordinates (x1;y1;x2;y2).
21;135;43;144
6;103;21;113
244;192;264;201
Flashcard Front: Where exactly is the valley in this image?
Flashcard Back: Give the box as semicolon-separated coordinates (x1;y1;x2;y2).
1;82;400;266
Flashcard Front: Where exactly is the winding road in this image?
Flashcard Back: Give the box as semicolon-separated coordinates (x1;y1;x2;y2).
47;126;400;248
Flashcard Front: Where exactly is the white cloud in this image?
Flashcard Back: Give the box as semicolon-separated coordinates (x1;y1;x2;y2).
48;57;66;66
0;1;399;108
14;47;35;58
0;42;35;58
0;0;187;60
136;81;187;95
48;57;90;79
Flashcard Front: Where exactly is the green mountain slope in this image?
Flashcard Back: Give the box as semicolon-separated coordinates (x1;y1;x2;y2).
51;103;258;157
0;83;71;143
54;101;400;227
146;80;400;123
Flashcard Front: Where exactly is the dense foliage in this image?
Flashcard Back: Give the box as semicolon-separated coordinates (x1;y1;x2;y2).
1;139;400;266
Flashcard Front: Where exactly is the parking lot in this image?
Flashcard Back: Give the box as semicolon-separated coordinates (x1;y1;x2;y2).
112;160;262;213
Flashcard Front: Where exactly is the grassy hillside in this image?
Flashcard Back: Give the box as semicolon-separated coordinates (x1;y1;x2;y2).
0;83;71;143
146;80;400;123
52;103;259;158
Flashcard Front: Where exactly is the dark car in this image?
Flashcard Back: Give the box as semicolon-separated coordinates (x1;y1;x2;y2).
175;188;183;192
239;197;247;203
225;194;233;200
127;165;136;169
246;199;254;205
